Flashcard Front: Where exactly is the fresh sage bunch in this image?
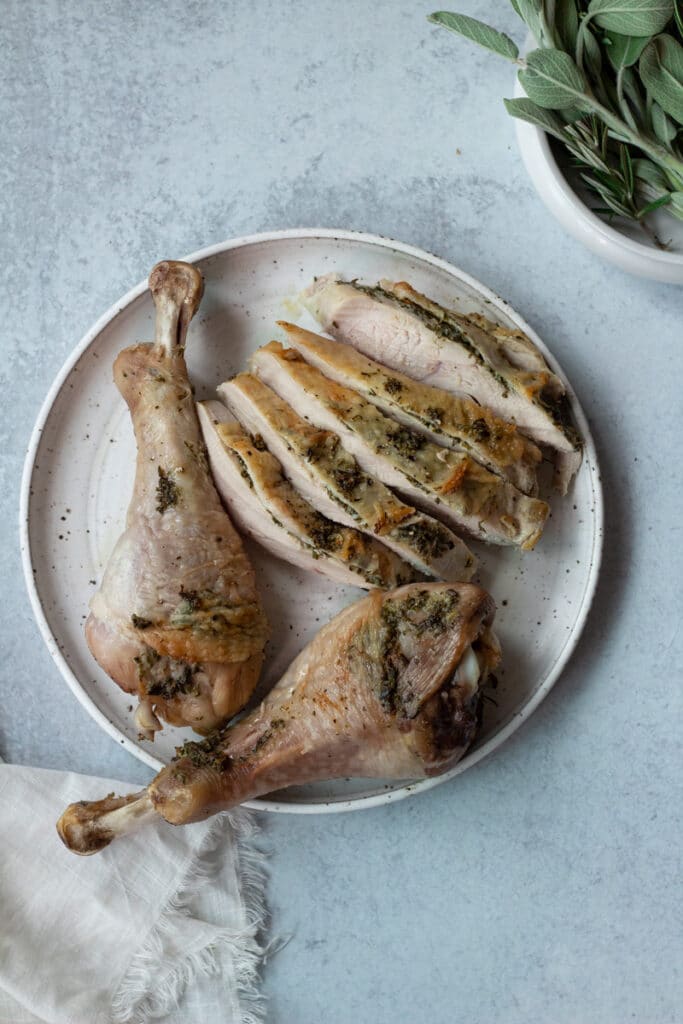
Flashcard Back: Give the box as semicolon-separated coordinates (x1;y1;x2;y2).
429;1;683;243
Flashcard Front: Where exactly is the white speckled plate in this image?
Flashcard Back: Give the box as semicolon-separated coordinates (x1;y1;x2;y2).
20;229;603;812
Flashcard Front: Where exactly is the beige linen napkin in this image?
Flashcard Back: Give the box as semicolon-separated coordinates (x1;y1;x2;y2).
0;762;268;1024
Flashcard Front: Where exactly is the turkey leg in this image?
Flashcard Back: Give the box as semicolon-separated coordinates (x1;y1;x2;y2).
85;261;269;737
59;582;499;854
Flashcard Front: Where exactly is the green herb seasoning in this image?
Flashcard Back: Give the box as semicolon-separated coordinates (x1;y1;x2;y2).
324;486;361;521
308;515;343;552
147;663;197;699
155;467;179;513
387;425;427;459
348;589;463;716
177;587;200;613
537;391;582;449
468;417;492;443
248;717;288;757
394;520;454;559
384;377;404;395
370;601;406;713
331;464;364;495
135;645;201;700
175;733;230;771
134;646;160;676
424;406;444;427
131;614;152;630
233;451;254;488
183;440;209;472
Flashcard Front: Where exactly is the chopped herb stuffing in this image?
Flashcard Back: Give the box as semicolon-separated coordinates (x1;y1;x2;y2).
135;645;200;700
308;515;343;552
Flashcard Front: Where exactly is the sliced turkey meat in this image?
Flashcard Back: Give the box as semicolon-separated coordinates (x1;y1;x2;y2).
251;342;548;551
278;320;542;496
197;400;418;590
301;275;582;493
217;373;476;581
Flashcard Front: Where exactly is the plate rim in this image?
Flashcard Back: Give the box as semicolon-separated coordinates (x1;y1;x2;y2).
20;227;604;813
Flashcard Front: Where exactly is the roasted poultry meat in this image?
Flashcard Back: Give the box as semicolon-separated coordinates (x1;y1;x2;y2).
197;400;419;590
58;582;499;854
218;372;477;581
278;321;543;496
301;275;583;492
85;261;269;738
251;341;549;550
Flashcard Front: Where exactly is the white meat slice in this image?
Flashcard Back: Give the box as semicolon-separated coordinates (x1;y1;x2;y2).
301;275;582;493
217;374;477;581
251;342;549;551
278;321;542;496
197;400;419;590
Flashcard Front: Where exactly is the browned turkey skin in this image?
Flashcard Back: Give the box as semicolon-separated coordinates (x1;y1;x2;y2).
85;262;269;737
59;582;499;854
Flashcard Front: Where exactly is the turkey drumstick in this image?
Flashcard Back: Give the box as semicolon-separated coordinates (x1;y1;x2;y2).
59;582;499;854
85;261;269;738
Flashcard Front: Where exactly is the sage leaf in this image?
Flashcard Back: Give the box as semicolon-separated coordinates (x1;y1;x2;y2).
604;31;651;70
510;0;545;44
559;105;588;122
621;65;647;118
617;89;640;131
428;12;519;60
632;156;670;188
425;0;683;229
653;32;683;81
503;96;568;138
519;48;592;109
555;0;580;50
651;99;678;140
640;35;683;125
587;0;674;36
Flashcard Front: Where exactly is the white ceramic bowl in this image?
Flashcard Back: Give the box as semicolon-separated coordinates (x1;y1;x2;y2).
513;87;683;284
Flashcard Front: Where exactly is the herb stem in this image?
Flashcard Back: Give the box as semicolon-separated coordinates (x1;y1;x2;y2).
596;104;683;185
575;15;592;76
615;67;638;134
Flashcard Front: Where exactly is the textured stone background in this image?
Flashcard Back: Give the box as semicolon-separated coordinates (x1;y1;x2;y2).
1;2;681;1022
